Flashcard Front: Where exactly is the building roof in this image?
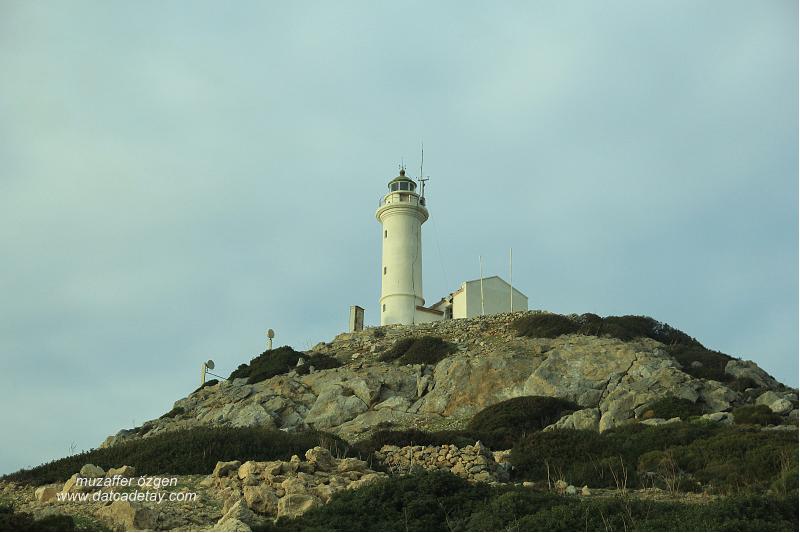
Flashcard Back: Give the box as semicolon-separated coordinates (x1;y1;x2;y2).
388;169;417;186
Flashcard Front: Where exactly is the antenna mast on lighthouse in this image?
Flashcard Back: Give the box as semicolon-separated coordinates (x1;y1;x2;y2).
418;142;429;198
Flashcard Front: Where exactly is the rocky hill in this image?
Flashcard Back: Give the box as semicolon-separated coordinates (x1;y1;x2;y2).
102;311;796;447
4;311;798;531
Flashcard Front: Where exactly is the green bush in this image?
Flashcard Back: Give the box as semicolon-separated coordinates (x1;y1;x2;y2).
193;379;219;393
666;426;798;492
667;344;733;382
728;377;759;392
512;313;578;338
159;406;185;419
733;405;783;426
257;470;798;531
296;352;341;375
229;346;340;384
0;504;75;531
467;396;579;445
644;396;703;420
379;336;456;365
2;427;351;486
510;422;798;493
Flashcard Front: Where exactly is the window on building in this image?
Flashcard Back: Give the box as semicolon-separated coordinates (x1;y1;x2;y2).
391;183;399;191
384;230;387;238
383;266;387;275
382;304;386;312
399;181;409;191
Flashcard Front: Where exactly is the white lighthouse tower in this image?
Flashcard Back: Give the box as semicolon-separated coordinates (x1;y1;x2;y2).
375;168;431;325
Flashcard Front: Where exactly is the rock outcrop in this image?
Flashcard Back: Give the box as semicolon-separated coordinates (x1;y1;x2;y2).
102;312;796;447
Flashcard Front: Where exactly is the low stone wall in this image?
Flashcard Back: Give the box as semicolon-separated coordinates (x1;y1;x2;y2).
375;442;510;483
208;447;387;530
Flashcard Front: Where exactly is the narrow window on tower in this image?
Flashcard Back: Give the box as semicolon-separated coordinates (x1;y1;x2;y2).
384;230;387;238
383;266;387;275
382;304;386;312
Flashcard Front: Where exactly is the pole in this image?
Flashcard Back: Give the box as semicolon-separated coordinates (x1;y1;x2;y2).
200;362;206;388
479;255;485;316
510;247;513;312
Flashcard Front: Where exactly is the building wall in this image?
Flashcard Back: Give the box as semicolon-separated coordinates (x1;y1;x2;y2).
415;308;444;324
452;277;528;319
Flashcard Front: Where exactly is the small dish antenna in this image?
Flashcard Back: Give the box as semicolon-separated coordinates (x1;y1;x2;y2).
201;359;218;387
267;329;275;350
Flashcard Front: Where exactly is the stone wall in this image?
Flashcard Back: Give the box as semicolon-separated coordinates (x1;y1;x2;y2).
375;441;510;483
208;447;387;530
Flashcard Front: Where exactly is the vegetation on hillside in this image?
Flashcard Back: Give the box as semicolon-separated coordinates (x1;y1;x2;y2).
733;404;784;426
379;336;457;365
641;396;703;420
0;504;76;532
2;428;350;486
510;423;797;492
256;470;798;531
466;396;579;447
229;346;340;384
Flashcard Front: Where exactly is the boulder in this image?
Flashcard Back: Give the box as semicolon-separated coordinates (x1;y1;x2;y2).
34;486;58;502
769;399;794;415
304;385;369;428
80;464;106;478
218;499;258;525
213;461;242;478
230;404;277;429
107;465;136;478
243;486;279;515
545;408;600;432
277;493;321;518
701;412;734;425
337;458;368;473
725;360;779;389
96;500;158;531
305;447;335;471
346;472;385;491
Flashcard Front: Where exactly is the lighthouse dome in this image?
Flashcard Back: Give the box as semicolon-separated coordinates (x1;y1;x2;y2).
388;169;417;191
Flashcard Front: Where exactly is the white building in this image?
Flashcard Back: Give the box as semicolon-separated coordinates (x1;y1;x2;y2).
375;167;528;325
430;276;529;319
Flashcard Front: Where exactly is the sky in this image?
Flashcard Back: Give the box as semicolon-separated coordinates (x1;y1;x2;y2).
0;0;797;475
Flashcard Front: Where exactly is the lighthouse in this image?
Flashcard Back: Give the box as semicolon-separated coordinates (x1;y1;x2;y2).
376;168;436;325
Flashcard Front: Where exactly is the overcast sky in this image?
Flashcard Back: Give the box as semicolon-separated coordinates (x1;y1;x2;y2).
1;0;797;475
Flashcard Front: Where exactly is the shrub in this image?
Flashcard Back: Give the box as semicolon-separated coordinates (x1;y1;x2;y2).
667;426;798;492
193;379;219;393
667;344;733;383
644;396;703;420
512;314;578;338
257;470;799;531
159;406;185;419
728;376;759;392
229;346;341;384
733;404;783;426
379;336;456;365
0;504;75;531
467;396;580;444
296;353;341;375
511;422;722;488
2;427;350;486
